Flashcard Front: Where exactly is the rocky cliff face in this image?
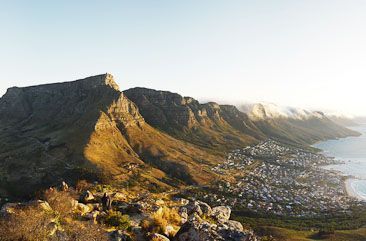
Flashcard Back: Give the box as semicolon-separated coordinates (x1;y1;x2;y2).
0;74;219;198
124;88;264;153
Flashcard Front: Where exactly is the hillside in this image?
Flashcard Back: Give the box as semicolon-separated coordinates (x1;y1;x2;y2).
0;74;220;198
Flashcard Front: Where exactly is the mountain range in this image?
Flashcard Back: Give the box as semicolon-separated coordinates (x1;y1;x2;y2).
0;74;359;198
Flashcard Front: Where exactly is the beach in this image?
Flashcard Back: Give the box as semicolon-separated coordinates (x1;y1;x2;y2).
314;124;366;201
345;178;366;201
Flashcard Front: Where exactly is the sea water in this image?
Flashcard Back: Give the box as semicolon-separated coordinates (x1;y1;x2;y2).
314;124;366;200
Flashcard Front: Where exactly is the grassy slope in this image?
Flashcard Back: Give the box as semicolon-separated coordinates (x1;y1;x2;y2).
257;226;366;241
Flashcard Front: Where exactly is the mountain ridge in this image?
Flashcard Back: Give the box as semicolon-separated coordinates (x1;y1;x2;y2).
0;74;360;198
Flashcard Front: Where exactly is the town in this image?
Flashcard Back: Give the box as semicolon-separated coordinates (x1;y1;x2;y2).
184;140;364;217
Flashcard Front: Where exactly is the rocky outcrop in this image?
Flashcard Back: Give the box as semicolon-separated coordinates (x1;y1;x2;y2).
174;200;256;241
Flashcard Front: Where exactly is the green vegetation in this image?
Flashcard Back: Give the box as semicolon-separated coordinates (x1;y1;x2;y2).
104;210;131;230
232;207;366;231
255;226;366;241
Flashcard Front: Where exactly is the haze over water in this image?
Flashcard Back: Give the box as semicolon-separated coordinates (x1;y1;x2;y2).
314;124;366;200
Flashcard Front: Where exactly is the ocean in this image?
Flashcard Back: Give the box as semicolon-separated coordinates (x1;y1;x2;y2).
314;124;366;200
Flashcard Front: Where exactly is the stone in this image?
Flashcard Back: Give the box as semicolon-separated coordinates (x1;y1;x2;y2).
196;200;212;216
178;207;188;224
24;200;53;212
85;210;100;224
223;220;244;232
79;190;95;203
173;217;222;241
173;207;251;241
70;199;79;209
76;203;91;215
61;181;69;191
211;206;231;221
155;199;165;206
47;222;58;236
164;225;178;237
126;203;144;214
113;192;127;200
109;230;132;241
184;201;203;216
150;233;170;241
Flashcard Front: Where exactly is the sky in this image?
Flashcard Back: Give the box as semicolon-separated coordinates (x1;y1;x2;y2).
1;1;366;116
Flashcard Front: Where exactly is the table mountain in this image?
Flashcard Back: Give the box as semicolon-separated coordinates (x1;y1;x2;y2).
0;74;220;198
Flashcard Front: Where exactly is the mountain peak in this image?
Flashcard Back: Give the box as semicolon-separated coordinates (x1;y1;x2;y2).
103;73;120;91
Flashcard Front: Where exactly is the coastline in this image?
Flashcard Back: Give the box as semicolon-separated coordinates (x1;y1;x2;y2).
345;178;366;201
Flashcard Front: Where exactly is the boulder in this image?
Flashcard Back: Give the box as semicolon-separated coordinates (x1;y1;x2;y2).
155;199;165;206
85;210;100;223
196;201;212;216
222;220;243;232
47;222;58;236
173;212;250;241
79;190;95;203
211;206;231;221
150;233;170;241
76;203;91;215
217;223;247;241
27;200;53;212
109;230;132;241
173;215;222;241
126;203;144;214
178;207;188;224
184;201;203;216
173;198;189;206
164;224;178;237
61;181;69;191
113;192;127;201
70;199;79;209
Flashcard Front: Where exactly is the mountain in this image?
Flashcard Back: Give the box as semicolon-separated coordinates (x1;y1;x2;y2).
0;74;359;198
327;114;359;127
354;116;366;124
0;74;220;198
240;103;360;146
243;102;324;121
124;88;265;154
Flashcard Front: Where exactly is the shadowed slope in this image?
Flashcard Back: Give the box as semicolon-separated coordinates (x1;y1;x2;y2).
124;87;264;154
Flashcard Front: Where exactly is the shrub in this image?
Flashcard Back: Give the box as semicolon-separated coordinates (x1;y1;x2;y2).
104;210;131;230
75;179;92;193
60;221;109;241
141;207;181;236
0;205;55;241
44;189;75;218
